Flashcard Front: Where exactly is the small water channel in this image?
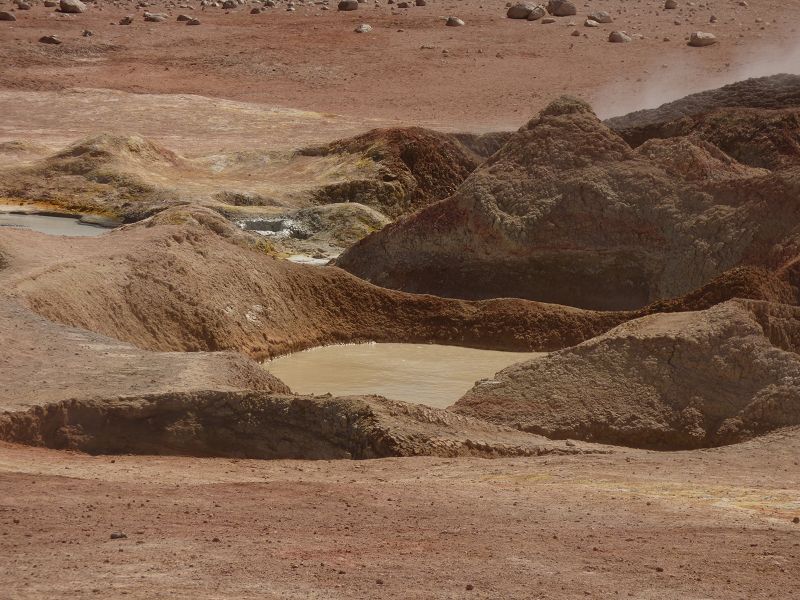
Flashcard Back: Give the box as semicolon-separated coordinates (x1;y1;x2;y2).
265;343;542;408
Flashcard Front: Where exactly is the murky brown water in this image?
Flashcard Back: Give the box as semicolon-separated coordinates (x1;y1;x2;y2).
0;212;107;237
265;343;542;408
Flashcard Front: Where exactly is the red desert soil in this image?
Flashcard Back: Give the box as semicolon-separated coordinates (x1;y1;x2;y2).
1;430;799;599
1;0;799;130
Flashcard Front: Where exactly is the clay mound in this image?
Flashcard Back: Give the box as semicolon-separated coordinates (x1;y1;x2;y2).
3;206;628;358
300;127;482;218
634;137;769;181
605;73;800;134
0;133;186;219
453;299;800;450
645;266;799;312
0;390;603;459
0;295;598;460
49;133;184;171
336;97;800;310
619;107;800;170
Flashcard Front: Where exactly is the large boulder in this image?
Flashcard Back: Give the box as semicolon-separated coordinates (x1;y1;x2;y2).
453;300;800;449
59;0;86;13
689;31;717;47
507;2;543;19
588;10;612;23
546;0;575;17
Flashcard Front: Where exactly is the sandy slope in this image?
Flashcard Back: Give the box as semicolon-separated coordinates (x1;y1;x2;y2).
1;0;799;130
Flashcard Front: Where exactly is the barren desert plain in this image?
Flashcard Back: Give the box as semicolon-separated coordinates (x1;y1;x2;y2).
1;0;800;597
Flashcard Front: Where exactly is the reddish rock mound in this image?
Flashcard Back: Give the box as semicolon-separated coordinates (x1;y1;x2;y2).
453;300;800;450
620;107;800;170
336;97;800;310
605;73;800;138
299;127;484;218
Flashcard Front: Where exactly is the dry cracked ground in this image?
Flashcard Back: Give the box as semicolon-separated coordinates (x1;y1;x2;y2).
2;0;800;598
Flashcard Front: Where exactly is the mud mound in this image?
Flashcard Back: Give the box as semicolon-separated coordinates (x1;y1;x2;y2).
645;266;799;312
605;74;800;134
0;134;186;220
300;127;482;218
634;137;769;181
0;295;596;460
336;98;800;310
453;300;800;450
3;206;627;358
0;391;601;459
50;134;183;171
617;107;800;170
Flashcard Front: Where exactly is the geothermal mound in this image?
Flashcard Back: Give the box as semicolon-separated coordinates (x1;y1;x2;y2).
0;209;616;458
299;127;489;218
336;96;800;310
605;73;800;137
454;299;800;450
8;206;625;357
0;127;488;221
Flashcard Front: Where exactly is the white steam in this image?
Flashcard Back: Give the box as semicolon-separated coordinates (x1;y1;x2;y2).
593;36;800;119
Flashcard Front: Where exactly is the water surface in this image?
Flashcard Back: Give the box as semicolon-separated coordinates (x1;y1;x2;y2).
265;343;542;408
0;212;107;237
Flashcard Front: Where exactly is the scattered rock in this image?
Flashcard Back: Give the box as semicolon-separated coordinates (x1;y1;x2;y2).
82;29;92;36
588;10;611;23
110;532;127;540
119;15;133;24
584;19;599;27
177;13;191;19
541;16;555;23
664;0;677;8
59;0;86;13
688;31;717;46
415;0;425;5
16;1;31;9
0;11;17;20
354;23;371;32
186;17;200;24
221;0;237;7
608;30;631;42
338;0;358;9
39;35;62;44
144;12;167;21
445;16;464;26
44;0;57;5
